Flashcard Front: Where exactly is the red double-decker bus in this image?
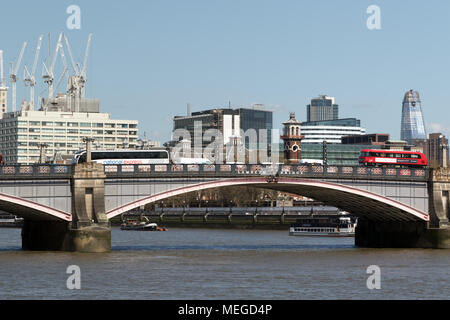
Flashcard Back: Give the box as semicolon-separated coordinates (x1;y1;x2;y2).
359;149;427;168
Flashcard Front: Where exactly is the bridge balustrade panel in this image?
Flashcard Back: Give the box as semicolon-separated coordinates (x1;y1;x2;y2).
0;165;73;179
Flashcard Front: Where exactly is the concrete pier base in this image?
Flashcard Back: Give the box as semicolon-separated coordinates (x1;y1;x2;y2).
21;220;111;252
355;219;450;249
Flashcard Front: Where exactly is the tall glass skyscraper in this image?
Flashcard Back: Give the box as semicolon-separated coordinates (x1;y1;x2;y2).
400;89;426;143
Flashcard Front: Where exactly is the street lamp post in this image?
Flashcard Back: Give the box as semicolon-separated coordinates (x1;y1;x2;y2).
38;143;48;164
82;137;95;163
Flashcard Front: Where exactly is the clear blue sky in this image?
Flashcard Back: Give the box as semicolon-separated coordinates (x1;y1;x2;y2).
1;0;450;142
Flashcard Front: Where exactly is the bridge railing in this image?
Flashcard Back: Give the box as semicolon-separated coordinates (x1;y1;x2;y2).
102;164;429;181
0;163;429;181
0;164;73;179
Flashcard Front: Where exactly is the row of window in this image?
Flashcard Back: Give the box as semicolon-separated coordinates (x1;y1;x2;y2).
2;135;138;142
1;129;137;135
0;121;138;128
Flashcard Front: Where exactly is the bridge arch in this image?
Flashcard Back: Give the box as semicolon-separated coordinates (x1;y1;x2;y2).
106;177;429;222
0;192;72;221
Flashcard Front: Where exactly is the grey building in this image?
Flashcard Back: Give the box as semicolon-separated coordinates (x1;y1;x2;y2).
307;95;339;122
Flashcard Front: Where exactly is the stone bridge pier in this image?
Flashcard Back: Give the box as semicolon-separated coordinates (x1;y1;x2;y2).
429;168;450;228
22;162;111;252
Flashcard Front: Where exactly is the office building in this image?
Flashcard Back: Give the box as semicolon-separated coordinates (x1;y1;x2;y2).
306;95;339;122
0;110;138;165
238;106;273;150
400;89;426;144
300;118;366;144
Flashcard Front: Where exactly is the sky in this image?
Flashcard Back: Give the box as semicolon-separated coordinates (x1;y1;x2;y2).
1;0;450;142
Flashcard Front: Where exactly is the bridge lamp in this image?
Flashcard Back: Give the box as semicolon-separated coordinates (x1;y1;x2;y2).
82;137;95;162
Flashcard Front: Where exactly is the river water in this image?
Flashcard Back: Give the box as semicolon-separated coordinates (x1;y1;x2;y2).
0;227;448;300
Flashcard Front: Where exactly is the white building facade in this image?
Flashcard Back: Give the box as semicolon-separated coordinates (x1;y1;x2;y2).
0;110;138;164
300;118;366;144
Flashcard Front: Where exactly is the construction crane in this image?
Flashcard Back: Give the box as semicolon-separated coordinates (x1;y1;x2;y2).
63;34;80;76
0;50;5;88
42;33;62;107
79;33;92;98
9;42;27;112
24;34;43;110
64;33;92;112
55;41;69;98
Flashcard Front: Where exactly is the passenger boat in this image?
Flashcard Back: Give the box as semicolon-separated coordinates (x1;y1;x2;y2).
120;217;168;231
289;215;356;237
0;215;24;228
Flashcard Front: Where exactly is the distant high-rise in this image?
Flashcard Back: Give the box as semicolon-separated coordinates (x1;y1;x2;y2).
306;95;338;122
400;90;426;143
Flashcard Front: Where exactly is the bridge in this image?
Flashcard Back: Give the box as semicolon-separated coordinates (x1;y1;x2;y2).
0;162;449;251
